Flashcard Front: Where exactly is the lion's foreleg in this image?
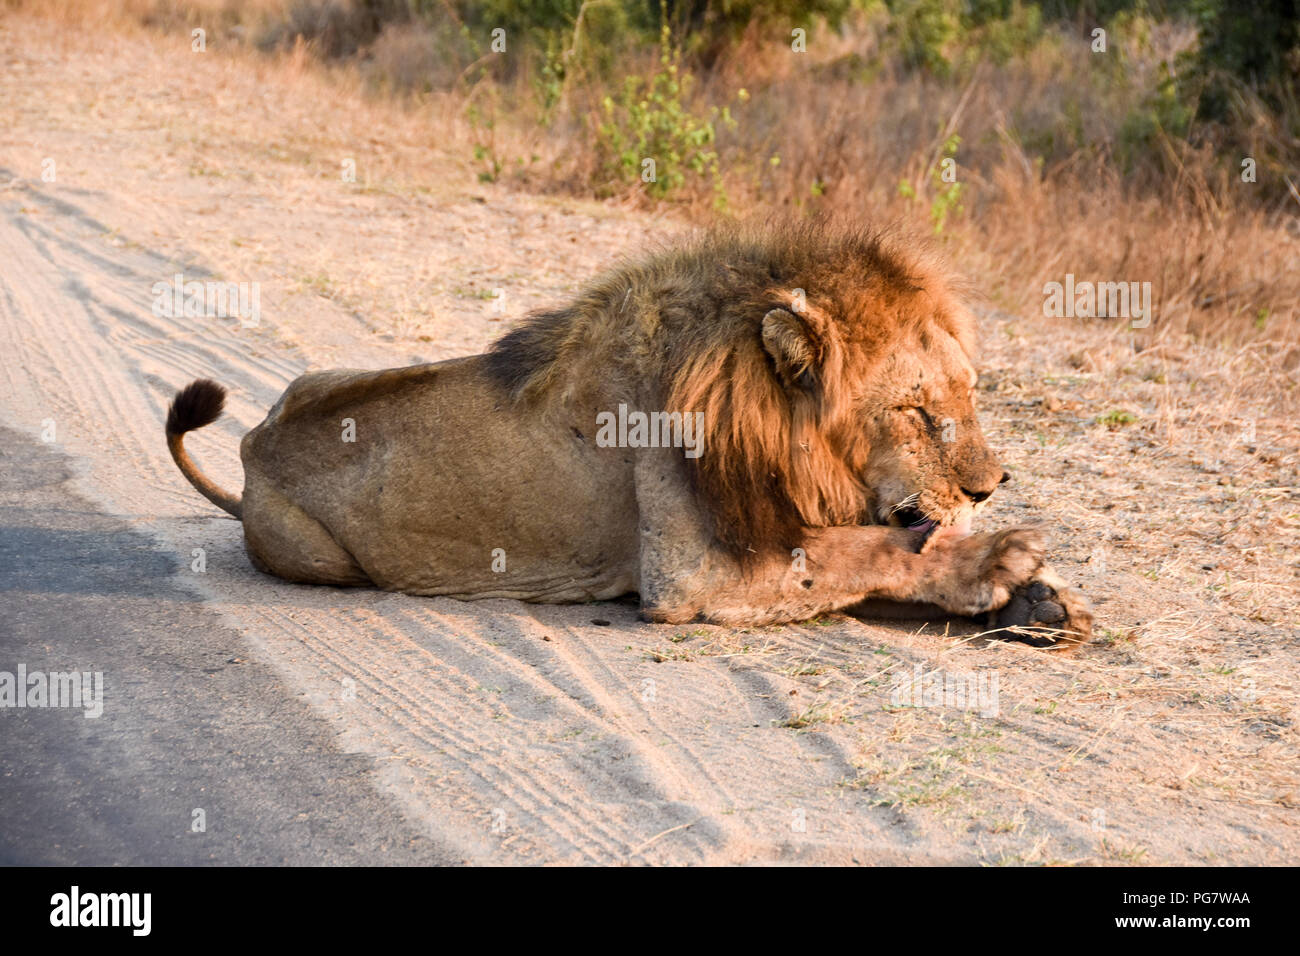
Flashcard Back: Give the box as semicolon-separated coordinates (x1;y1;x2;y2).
634;451;936;625
644;525;945;626
633;451;1057;627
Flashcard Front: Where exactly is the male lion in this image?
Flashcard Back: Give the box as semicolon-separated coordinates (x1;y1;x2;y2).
166;223;1091;645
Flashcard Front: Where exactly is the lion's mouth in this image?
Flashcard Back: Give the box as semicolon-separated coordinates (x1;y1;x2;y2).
889;505;938;544
889;505;972;552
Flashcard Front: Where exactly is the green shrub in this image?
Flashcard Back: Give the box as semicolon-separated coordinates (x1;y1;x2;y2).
594;21;738;203
887;0;962;75
884;0;1047;75
1116;62;1192;170
1185;0;1300;119
898;133;966;234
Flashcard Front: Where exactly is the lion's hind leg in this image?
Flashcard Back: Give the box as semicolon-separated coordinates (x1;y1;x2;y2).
240;479;372;587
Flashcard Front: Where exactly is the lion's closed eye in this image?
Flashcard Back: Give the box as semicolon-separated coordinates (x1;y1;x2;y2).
893;405;933;427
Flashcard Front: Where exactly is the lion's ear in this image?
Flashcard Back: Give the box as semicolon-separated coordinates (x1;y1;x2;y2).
761;308;819;392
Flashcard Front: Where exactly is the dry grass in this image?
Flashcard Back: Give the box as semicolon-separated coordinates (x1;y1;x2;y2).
17;0;1298;375
688;21;1300;369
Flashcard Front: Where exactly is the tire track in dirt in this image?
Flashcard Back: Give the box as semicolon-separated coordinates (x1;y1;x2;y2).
401;605;723;861
256;602;658;862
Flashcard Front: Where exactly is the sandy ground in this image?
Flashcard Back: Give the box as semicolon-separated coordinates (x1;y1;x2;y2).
1;14;1296;865
0;425;454;865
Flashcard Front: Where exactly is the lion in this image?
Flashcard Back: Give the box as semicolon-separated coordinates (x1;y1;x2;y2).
165;222;1091;645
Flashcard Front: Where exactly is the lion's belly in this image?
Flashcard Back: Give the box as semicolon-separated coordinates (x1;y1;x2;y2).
239;357;641;601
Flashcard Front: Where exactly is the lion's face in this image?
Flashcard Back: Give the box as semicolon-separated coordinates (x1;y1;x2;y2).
754;297;1006;554
848;321;1007;548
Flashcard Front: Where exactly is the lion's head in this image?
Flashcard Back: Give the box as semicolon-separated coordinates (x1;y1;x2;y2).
837;306;1008;550
660;222;1007;557
487;220;1007;559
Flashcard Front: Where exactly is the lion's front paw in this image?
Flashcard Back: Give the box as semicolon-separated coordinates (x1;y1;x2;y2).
989;567;1093;648
978;528;1048;606
920;527;1047;616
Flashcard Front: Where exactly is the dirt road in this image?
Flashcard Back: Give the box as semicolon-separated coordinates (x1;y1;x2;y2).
1;14;1295;865
0;426;453;864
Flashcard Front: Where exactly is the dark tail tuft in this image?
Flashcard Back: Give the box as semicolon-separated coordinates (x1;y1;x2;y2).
166;379;226;435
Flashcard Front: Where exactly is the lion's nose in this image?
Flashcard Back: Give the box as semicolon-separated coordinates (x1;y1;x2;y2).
959;459;1008;504
961;473;1006;503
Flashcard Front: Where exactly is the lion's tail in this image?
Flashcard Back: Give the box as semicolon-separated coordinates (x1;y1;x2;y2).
165;379;243;518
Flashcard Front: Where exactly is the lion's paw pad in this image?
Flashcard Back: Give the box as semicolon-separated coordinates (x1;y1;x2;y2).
991;577;1090;648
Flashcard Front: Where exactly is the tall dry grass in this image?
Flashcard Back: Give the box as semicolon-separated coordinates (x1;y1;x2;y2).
10;0;1299;380
546;14;1300;366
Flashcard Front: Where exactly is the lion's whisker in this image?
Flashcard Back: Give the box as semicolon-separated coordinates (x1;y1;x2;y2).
888;492;920;516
